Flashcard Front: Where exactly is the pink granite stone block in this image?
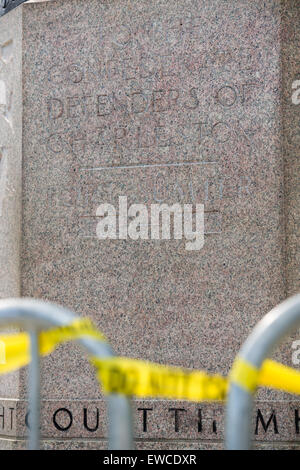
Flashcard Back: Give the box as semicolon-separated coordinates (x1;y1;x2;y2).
0;0;299;449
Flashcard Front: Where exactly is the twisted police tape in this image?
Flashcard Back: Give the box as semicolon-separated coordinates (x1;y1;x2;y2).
231;357;300;396
92;357;228;400
0;319;300;400
0;318;106;374
92;356;300;400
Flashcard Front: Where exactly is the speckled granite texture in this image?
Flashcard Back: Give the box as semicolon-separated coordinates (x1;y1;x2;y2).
0;0;299;449
0;6;22;399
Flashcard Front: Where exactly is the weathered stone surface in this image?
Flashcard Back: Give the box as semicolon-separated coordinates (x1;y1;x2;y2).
0;6;22;400
0;0;299;449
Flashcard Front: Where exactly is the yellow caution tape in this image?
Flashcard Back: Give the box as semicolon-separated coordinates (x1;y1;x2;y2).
229;357;260;393
0;331;30;374
39;318;106;355
260;359;300;395
92;357;228;401
0;321;300;401
92;356;300;400
0;318;106;375
229;357;300;396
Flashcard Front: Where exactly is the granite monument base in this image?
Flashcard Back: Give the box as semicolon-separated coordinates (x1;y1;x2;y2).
0;0;299;449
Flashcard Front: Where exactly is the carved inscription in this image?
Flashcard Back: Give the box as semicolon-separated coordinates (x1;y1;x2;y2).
47;46;256;85
0;401;299;441
47;82;260;120
41;16;263;242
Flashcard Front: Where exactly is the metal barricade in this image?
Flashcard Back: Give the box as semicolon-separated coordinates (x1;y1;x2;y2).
226;294;300;449
0;298;134;450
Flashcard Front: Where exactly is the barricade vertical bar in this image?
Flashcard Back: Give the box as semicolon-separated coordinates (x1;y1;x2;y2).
226;294;300;449
28;329;40;450
108;395;134;450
